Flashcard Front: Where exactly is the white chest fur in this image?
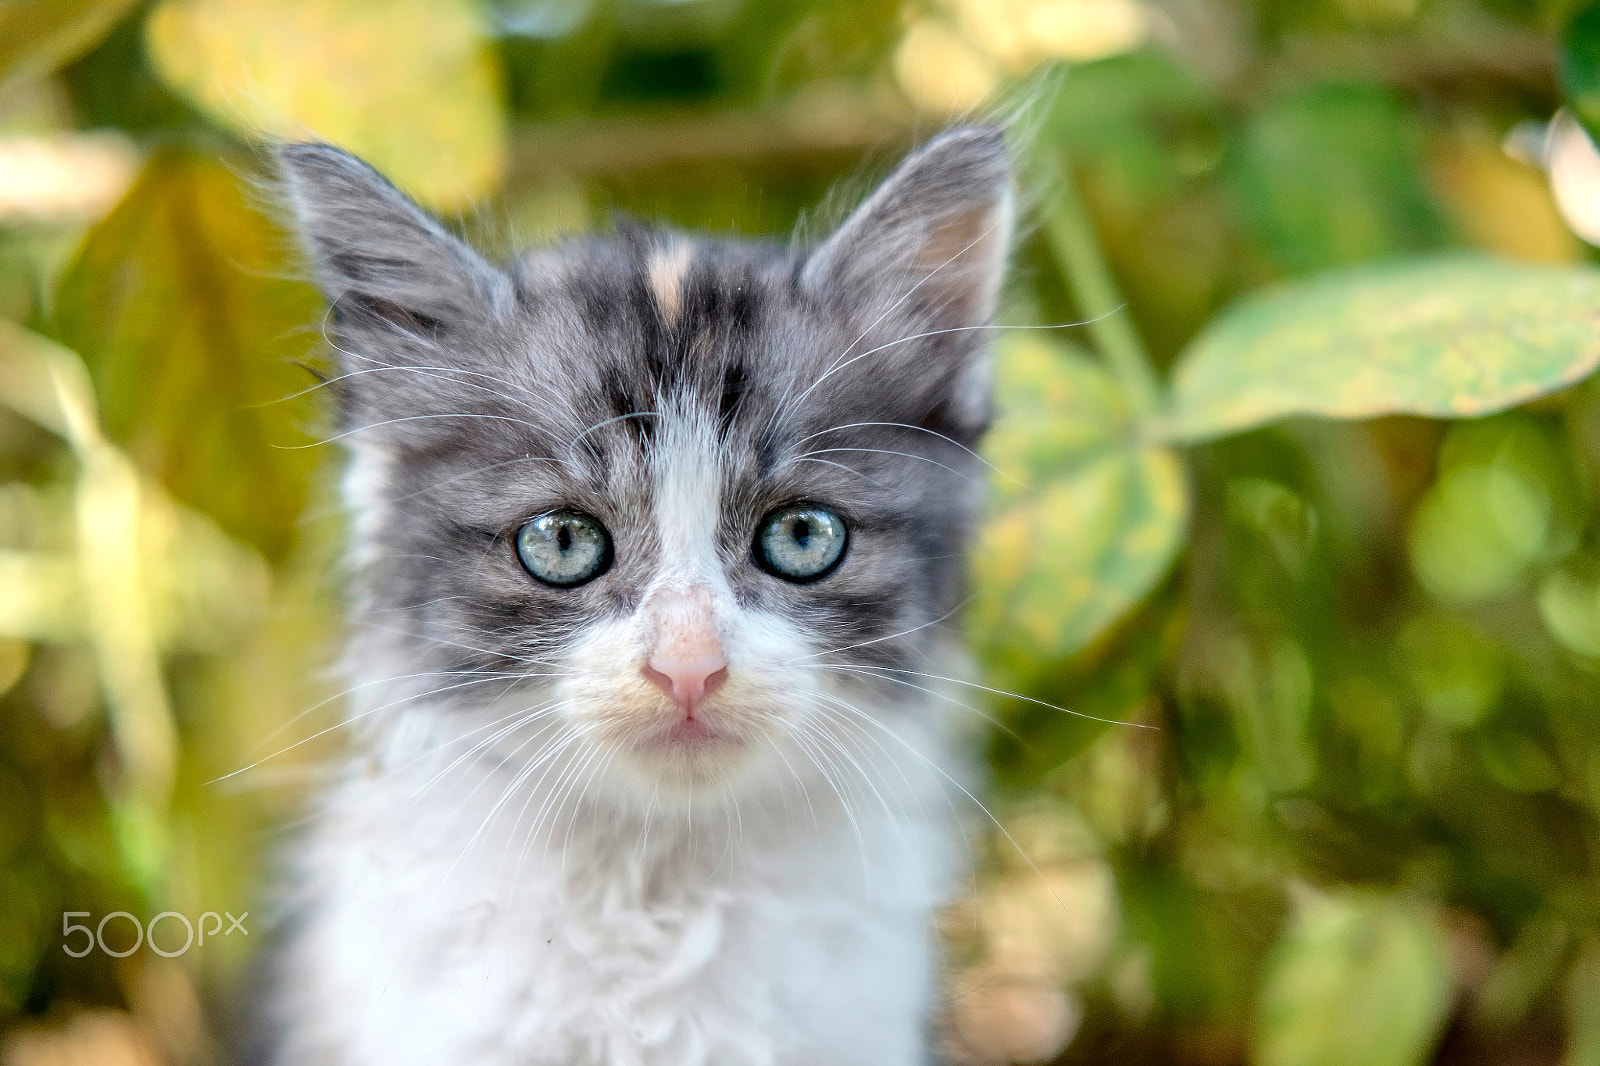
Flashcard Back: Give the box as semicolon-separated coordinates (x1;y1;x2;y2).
270;682;966;1066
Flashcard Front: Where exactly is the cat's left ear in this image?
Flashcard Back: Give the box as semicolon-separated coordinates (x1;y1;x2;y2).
276;142;512;342
803;126;1013;328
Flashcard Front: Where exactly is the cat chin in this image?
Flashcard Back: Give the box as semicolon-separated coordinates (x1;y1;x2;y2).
621;752;755;800
596;749;760;810
586;718;797;808
620;716;763;784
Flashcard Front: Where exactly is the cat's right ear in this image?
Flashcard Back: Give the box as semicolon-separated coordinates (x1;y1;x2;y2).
276;143;511;342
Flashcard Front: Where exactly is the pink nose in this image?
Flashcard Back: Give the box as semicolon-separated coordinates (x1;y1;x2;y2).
643;653;728;716
641;587;728;717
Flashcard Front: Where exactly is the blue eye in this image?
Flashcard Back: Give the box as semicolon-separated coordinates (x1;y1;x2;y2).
516;511;611;588
756;505;848;582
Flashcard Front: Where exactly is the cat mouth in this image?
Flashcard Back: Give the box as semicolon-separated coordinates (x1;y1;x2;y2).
638;714;738;750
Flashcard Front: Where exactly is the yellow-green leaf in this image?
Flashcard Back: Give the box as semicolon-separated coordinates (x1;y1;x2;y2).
983;334;1133;506
972;337;1187;682
0;0;139;94
52;150;322;563
1164;257;1600;442
145;0;506;210
1255;892;1452;1066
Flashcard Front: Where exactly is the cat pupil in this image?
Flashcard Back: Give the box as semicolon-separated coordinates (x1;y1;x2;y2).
557;526;572;552
792;519;811;546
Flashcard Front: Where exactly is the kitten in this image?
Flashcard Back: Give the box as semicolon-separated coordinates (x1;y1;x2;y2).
265;126;1013;1066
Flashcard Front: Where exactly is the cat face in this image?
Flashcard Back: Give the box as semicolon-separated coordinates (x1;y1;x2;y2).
280;129;1012;804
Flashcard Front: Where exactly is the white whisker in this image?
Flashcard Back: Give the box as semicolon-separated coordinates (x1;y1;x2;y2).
278;410;555;450
786;446;981;482
823;663;1156;730
818;695;1075;918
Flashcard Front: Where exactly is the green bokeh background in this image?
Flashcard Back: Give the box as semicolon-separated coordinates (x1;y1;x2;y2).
3;0;1600;1063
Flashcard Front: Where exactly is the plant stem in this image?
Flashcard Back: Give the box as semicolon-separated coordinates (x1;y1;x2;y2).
1034;147;1161;414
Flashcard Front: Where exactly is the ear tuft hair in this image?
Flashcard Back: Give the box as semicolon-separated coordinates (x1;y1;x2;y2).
276;142;511;343
803;126;1013;328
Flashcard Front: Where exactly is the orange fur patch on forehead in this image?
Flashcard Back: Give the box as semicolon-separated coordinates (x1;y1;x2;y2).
647;241;693;325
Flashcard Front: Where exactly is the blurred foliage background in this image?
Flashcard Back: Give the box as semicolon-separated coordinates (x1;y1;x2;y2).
4;0;1600;1063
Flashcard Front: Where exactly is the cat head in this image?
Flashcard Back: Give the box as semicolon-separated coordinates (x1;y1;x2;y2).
279;129;1012;806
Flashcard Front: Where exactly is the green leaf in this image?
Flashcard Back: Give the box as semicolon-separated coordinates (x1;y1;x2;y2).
1562;3;1600;141
972;336;1187;685
1230;83;1443;275
983;334;1133;505
1255;892;1452;1066
1408;459;1549;605
1539;561;1600;658
1164;257;1600;442
0;0;138;94
145;0;507;210
52;150;323;564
